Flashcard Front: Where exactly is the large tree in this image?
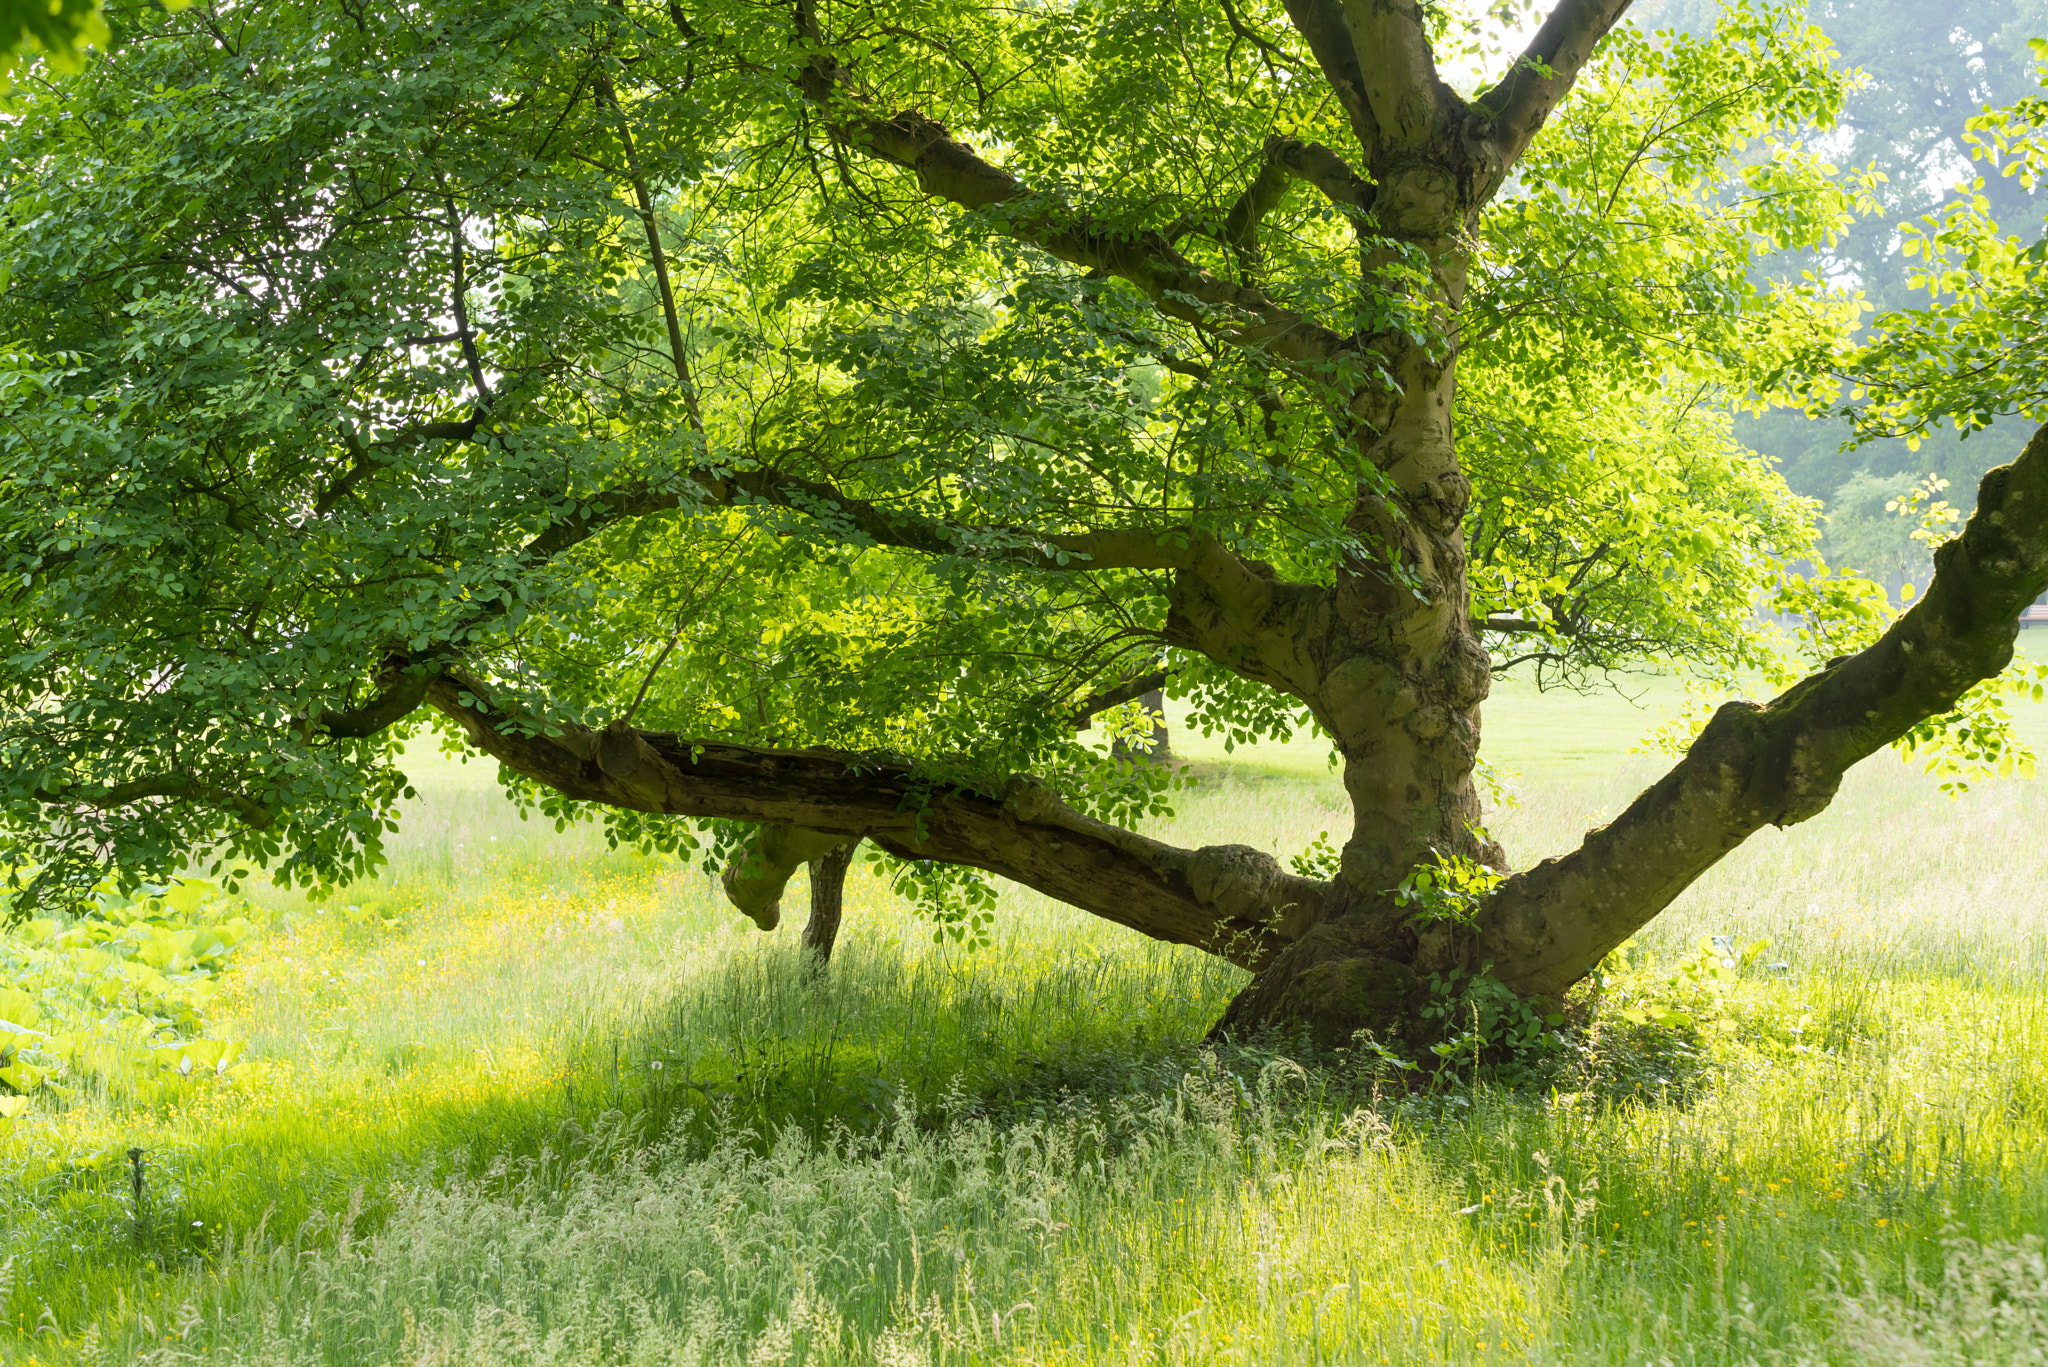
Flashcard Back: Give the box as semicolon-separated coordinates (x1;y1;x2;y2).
4;0;2045;1046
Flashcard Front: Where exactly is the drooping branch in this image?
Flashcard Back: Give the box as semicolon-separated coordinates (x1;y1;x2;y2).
710;466;1317;692
310;664;439;739
1475;0;1636;167
1481;423;2048;999
423;672;1328;968
307;480;684;739
597;72;704;433
1214;0;1301;76
803;839;857;964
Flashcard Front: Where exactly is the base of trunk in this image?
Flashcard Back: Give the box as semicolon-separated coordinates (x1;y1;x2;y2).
1211;913;1441;1049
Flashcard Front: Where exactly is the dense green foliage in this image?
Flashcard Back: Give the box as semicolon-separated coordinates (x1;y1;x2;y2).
0;0;107;82
0;0;1869;914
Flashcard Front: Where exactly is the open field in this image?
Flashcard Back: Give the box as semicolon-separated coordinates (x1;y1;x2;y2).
6;679;2048;1364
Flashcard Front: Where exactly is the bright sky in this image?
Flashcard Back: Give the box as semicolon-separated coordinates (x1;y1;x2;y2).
1433;1;1572;95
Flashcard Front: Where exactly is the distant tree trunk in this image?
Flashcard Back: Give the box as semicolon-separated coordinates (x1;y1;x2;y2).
1111;687;1173;763
802;841;857;966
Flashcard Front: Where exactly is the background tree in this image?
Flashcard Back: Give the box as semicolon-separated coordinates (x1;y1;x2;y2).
4;0;2046;1047
1634;0;2048;503
1820;469;1936;599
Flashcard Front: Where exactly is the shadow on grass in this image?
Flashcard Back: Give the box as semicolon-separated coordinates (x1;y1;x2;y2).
3;933;1248;1340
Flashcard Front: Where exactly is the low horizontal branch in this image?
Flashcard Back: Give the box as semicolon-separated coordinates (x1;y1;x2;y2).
424;672;1326;968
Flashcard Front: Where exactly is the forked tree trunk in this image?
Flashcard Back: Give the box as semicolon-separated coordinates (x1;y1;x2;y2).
1213;318;1503;1044
427;426;2048;1050
1225;424;2048;1046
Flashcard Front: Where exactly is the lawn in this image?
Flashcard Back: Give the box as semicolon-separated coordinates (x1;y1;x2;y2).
5;675;2048;1364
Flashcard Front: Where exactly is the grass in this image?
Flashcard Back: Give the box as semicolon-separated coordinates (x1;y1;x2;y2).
5;679;2048;1363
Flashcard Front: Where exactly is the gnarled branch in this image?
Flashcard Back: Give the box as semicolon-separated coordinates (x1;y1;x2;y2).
1482;422;2048;999
424;672;1328;968
794;54;1351;372
1270;136;1375;214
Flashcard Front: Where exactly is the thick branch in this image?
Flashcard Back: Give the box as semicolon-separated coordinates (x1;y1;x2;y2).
705;464;1317;691
1221;150;1290;281
722;822;849;929
311;665;437;739
1480;422;2048;999
1220;136;1375;281
1475;0;1635;167
424;674;1327;968
1334;0;1452;148
1270;136;1375;214
299;458;1314;744
1279;0;1382;160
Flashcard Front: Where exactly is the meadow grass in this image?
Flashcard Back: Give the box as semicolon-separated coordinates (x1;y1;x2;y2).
4;682;2048;1363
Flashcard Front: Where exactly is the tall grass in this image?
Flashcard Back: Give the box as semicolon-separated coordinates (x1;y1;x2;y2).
7;720;2048;1363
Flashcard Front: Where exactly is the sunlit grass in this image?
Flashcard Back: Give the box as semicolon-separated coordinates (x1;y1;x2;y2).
6;690;2048;1363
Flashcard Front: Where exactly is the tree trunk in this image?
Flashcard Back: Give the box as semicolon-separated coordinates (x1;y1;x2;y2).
802;841;856;966
1213;321;1503;1046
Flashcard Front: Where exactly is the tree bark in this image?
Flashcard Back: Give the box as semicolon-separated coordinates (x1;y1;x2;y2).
1224;426;2048;1043
1480;423;2048;1002
424;678;1328;970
